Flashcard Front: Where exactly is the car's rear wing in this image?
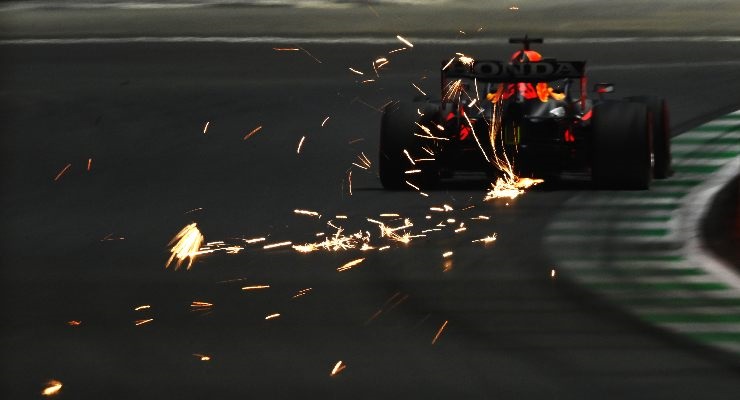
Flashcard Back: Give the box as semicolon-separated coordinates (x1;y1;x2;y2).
442;59;586;83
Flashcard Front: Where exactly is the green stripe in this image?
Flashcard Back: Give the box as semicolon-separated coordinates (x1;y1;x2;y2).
547;228;669;237
672;137;738;145
691;125;739;132
672;165;722;174
575;267;706;277
584;282;729;291
642;314;740;323
686;332;740;342
672;151;738;159
721;114;740;119
619;297;740;308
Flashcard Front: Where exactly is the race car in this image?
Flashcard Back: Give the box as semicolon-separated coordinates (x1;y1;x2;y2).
379;36;672;190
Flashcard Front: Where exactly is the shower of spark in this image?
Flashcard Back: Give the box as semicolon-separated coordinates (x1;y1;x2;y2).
293;227;371;253
166;223;205;270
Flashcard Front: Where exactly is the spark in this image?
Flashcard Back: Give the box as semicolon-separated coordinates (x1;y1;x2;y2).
53;163;72;181
134;305;151;311
193;353;211;361
551;269;557;278
352;162;368;170
484;177;544;201
135;318;154;326
420;192;429;197
405;180;420;191
411;83;427;96
368;218;414;244
361;79;376;84
462;110;491;163
443;259;453;272
293;227;370;253
263;241;292;250
414;133;450;141
184;207;203;214
380;213;400;217
297;46;322;64
243;125;263;140
190;301;213;309
468;98;478;108
294;209;321;218
472;234;498;243
347;169;353;196
242;285;270;291
405;169;421;174
509;5;520;11
41;380;62;396
337;258;365;272
67;320;81;326
388;47;407;54
403;149;416;165
444;204;454;211
297;135;306;154
432;320;449;345
443;79;464;102
166;223;204;270
336;215;348;219
349;67;364;76
357;152;372;169
203;121;210;134
243;237;266;244
265;313;281;320
330;360;347;376
321;116;330;126
458;55;475;66
293;288;312;298
447;219;456;223
273;47;300;51
471;215;490;220
87;158;92;171
430;207;444;212
442;57;455;71
396;35;414;48
378;246;390;251
454;227;467;233
442;251;453;258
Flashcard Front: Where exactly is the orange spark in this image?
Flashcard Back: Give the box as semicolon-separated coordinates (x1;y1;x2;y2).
53;163;72;181
330;360;347;376
243;125;263;140
66;320;81;326
41;380;62;396
263;241;292;250
431;320;449;345
273;47;300;51
472;234;497;244
86;158;92;171
134;305;151;311
190;301;213;309
293;288;313;298
265;313;281;320
243;237;266;244
294;209;320;218
242;285;270;291
135;318;154;326
551;269;557;278
166;223;204;270
193;353;211;361
442;251;453;258
337;258;365;272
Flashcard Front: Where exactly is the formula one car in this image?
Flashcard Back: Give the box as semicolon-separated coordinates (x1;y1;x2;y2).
379;36;671;190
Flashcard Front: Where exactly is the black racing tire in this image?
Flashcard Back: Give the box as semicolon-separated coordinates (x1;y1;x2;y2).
591;100;652;190
626;95;672;179
379;101;440;190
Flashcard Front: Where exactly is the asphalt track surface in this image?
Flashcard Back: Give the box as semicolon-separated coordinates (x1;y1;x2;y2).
1;40;740;399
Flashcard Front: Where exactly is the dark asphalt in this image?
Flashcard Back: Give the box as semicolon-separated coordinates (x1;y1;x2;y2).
1;41;740;399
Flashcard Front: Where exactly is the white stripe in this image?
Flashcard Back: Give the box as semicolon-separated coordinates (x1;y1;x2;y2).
673;158;733;166
2;36;740;46
671;144;739;153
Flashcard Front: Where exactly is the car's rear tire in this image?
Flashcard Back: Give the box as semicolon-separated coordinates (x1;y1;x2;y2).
379;101;440;190
591;100;652;190
626;96;672;179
